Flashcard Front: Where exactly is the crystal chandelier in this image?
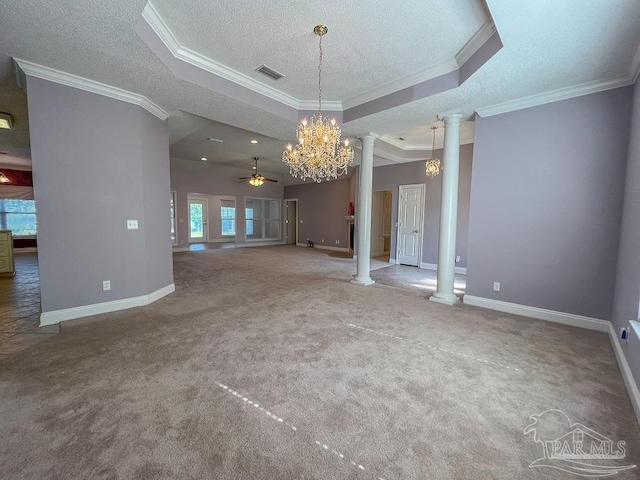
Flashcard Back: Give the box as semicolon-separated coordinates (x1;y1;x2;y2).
283;25;354;183
425;126;441;177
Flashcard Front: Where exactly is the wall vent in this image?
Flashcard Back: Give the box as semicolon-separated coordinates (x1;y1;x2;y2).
255;64;285;81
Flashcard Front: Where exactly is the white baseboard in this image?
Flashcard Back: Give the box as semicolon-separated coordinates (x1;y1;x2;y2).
389;257;398;264
462;295;609;332
235;241;285;248
420;262;467;274
315;244;349;253
609;322;640;427
371;250;386;258
40;283;175;326
296;242;348;252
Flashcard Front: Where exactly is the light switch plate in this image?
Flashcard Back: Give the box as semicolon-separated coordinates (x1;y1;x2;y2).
127;220;138;229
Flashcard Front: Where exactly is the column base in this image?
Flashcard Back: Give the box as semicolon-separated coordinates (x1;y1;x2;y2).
351;277;375;286
429;293;460;305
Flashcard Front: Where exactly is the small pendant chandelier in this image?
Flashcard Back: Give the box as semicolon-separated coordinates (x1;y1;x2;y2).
425;126;441;177
282;25;354;183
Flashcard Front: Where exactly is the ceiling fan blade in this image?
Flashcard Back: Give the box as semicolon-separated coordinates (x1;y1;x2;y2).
263;178;278;183
238;176;252;180
238;179;248;183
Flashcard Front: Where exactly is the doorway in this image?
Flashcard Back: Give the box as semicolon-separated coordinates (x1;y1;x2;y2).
284;199;298;245
396;184;425;267
371;190;392;260
188;198;208;243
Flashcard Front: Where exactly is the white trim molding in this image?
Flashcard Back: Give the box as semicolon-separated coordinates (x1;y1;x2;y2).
235;240;286;248
14;58;169;120
420;262;467;275
609;322;640;427
455;18;497;67
341;59;459;110
141;2;301;110
39;283;175;326
462;295;610;332
296;242;349;253
475;76;634;118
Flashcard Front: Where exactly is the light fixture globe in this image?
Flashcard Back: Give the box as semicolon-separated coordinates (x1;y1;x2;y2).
425;126;441;178
283;25;354;183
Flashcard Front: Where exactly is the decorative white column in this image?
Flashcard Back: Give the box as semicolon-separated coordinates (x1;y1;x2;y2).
430;113;463;305
352;134;376;286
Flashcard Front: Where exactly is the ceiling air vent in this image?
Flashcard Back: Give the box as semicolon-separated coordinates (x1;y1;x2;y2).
255;64;285;81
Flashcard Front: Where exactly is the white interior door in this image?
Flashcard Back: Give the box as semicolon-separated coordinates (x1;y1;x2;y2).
397;184;425;266
188;199;208;243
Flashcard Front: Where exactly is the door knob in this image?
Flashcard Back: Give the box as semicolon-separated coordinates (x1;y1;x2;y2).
412;230;419;233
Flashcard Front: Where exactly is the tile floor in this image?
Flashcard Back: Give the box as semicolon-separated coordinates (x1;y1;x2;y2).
0;252;58;358
370;263;467;295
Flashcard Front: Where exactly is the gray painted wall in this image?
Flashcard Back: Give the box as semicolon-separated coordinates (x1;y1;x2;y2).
466;86;633;320
170;157;283;246
141;110;175;293
612;81;640;384
27;76;173;312
284;179;351;248
372;144;474;267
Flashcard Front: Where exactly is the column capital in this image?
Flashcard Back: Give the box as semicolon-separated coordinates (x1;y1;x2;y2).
438;112;464;124
356;132;380;142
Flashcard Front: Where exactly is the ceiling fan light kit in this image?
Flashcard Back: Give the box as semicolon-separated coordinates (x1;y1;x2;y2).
238;157;278;187
282;25;354;183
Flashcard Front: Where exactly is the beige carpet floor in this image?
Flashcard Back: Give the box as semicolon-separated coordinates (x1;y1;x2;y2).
0;245;638;479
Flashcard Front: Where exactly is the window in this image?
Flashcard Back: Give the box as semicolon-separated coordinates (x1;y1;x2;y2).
170;191;177;245
221;202;236;236
245;197;280;241
0;199;37;236
245;207;254;236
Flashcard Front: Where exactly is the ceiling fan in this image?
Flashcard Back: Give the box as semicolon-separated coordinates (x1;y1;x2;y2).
238;157;278;186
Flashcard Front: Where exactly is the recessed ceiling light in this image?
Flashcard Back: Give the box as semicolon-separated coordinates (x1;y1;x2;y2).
201;157;207;161
250;140;258;144
0;113;14;130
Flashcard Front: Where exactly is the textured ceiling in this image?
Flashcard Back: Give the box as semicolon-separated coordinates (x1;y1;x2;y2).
150;0;488;101
0;0;639;181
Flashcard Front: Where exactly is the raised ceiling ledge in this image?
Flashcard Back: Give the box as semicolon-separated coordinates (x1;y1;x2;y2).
136;1;503;124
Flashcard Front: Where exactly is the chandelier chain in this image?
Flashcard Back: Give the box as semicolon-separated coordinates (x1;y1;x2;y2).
318;34;322;114
282;24;354;183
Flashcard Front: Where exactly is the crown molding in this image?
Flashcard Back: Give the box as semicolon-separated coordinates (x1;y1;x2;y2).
455;18;497;67
378;134;474;152
475;75;634;118
13;58;169;120
142;1;303;111
341;59;459;111
297;100;343;111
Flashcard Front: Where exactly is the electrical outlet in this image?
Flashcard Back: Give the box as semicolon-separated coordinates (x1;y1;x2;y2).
456;255;461;263
335;240;340;244
127;219;138;229
493;282;500;292
321;238;324;243
621;327;630;343
102;280;111;291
